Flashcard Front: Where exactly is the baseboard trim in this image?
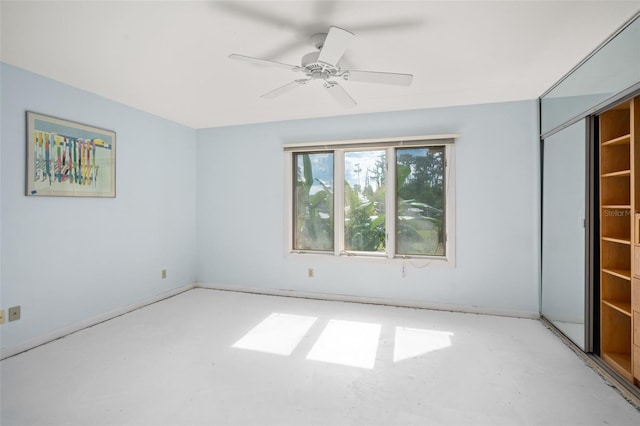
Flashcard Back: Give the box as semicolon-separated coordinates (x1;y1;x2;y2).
0;283;197;360
195;282;540;320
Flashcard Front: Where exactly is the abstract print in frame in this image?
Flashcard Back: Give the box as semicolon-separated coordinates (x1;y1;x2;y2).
26;112;116;197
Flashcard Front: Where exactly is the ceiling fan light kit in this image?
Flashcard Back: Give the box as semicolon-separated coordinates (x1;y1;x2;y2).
229;26;413;108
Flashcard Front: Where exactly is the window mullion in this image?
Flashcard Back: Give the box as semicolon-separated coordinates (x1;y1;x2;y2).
385;148;396;258
286;152;294;252
334;149;345;256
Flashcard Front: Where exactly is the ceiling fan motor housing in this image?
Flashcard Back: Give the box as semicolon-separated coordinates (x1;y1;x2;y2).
301;51;341;80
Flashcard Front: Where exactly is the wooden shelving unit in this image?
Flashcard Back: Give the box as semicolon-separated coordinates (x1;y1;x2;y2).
599;96;640;386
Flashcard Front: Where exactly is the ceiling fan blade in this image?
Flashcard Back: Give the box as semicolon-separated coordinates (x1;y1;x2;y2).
346;70;413;86
317;26;354;67
323;81;356;108
229;54;300;71
347;18;424;33
253;38;307;66
261;79;310;99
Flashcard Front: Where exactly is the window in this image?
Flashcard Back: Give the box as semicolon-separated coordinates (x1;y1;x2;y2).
294;152;334;251
344;149;386;253
396;147;445;256
286;135;456;263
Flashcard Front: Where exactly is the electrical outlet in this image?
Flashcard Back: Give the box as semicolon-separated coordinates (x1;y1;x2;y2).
308;268;314;278
162;269;167;279
8;306;21;322
0;309;5;324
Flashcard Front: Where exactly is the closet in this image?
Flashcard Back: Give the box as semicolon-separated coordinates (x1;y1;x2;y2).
539;10;640;399
599;95;640;385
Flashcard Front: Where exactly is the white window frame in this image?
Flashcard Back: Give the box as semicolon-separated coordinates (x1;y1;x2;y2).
284;134;458;267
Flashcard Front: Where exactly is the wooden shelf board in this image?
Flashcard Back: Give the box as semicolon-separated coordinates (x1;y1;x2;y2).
601;352;633;382
602;268;631;280
602;205;631;209
602;236;631;245
601;170;631;178
602;134;631;146
602;299;632;316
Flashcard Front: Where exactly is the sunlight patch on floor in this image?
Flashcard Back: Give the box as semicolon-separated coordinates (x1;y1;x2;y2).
232;313;455;368
232;313;317;355
306;319;381;369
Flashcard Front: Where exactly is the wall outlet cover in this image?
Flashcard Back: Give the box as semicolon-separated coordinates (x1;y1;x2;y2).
0;309;5;324
9;306;21;322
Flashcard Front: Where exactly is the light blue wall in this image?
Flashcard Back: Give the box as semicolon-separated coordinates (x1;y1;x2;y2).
1;63;541;356
0;64;197;353
196;100;540;316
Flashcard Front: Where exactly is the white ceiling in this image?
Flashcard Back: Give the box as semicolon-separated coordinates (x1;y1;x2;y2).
2;1;639;129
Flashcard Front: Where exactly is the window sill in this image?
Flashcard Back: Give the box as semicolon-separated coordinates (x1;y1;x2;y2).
287;250;455;268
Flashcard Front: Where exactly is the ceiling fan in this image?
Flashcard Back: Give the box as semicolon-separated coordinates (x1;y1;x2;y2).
229;26;413;108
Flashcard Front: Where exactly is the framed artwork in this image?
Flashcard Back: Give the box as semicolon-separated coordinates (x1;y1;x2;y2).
26;112;116;197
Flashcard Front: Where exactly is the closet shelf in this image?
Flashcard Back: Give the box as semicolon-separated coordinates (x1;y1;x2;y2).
602;268;631;280
602;299;632;316
601;352;633;382
602;170;631;178
602;134;631;146
602;236;631;245
602;205;631;209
